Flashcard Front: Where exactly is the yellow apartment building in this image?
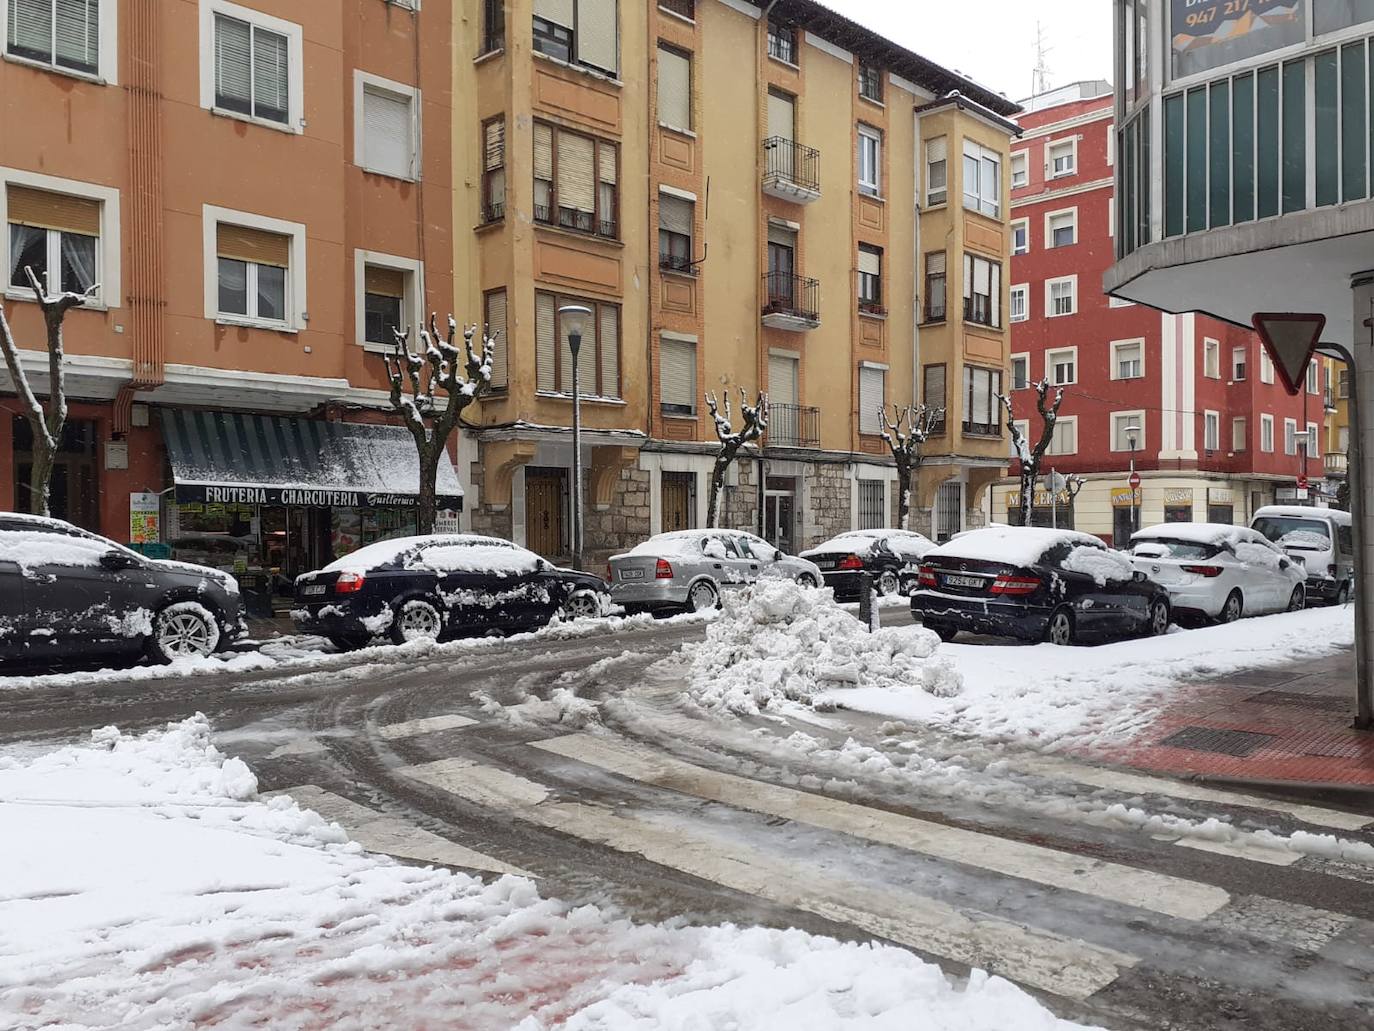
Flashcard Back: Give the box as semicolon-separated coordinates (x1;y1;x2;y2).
454;0;1022;562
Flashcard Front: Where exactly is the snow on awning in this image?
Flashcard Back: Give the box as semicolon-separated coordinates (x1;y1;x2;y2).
159;410;464;510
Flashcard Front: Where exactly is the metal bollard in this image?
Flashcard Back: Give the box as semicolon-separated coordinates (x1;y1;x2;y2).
858;571;880;632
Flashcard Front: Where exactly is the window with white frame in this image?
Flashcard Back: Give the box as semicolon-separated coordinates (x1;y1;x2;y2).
1046;275;1076;317
206;2;301;129
1260;414;1274;452
1047;416;1077;456
660;334;697;416
1306;361;1320;394
1046;208;1076;248
5;0;111;79
1047;138;1076;177
857;125;882;197
1011;218;1029;255
355;250;422;351
1307;421;1320;456
1111;412;1145;452
1203;338;1220;378
962;364;1002;435
1047;347;1077;386
1010;283;1028;323
356;74;419;180
532;0;618;75
1232;416;1247;452
1112;339;1143;380
857;479;885;530
962;140;1001;217
925;136;947;206
1010;353;1029;389
1232;345;1247;381
1260;350;1275;384
1203;411;1220;451
1010;151;1028;188
204;205;304;329
859;364;886;435
962;253;1001;327
1283;418;1297;455
5;182;102;298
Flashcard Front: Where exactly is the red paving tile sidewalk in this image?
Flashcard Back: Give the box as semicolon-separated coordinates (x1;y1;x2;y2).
1093;645;1374;787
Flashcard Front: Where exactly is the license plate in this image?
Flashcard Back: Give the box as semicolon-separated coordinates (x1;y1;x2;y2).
816;559;836;570
942;574;986;589
619;569;644;581
302;584;327;596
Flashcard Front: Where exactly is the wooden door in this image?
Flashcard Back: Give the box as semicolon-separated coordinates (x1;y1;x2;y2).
525;470;565;558
661;472;694;533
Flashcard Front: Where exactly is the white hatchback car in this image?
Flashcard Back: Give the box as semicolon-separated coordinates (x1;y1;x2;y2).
1129;523;1307;625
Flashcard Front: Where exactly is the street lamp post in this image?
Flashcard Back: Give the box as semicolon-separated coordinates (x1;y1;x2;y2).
560;305;592;571
1125;424;1141;535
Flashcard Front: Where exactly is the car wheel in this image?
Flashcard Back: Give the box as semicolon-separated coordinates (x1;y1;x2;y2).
147;601;221;663
562;589;603;621
390;598;444;644
926;622;958;643
796;572;821;589
1147;599;1170;637
1287;585;1307;612
687;580;720;612
1219;590;1243;624
877;570;900;597
328;634;370;652
1336;582;1351;606
1045;608;1075;646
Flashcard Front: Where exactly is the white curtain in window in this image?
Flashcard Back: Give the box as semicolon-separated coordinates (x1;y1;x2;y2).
364;86;413;178
59;231;96;292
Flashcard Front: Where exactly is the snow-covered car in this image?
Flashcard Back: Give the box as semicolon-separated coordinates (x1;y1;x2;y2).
1251;505;1355;605
607;530;823;614
0;513;246;665
910;526;1170;645
1129;523;1307;625
291;534;608;650
800;529;935;599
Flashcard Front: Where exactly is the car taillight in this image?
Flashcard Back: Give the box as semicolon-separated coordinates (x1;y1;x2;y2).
334;571;366;593
917;564;938;588
1181;565;1223;578
990;575;1041;596
837;554;864;571
656;559;674;579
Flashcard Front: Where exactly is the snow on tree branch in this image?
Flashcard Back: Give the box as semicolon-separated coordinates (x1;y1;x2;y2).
879;403;943;530
705;387;769;528
1000;377;1065;526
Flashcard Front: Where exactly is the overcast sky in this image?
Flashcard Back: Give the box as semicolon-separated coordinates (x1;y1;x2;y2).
821;1;1114;104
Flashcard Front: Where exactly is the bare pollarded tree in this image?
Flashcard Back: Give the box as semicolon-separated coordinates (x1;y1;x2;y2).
382;313;494;535
705;388;768;529
879;403;944;531
0;267;97;517
999;378;1065;526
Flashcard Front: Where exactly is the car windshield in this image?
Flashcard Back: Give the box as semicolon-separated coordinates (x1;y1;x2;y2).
1131;538;1222;560
1253;517;1331;550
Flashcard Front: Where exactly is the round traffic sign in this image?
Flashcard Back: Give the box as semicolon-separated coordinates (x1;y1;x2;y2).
1297;474;1309;490
1128;471;1141;490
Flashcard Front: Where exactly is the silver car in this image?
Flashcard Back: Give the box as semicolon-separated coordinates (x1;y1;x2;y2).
608;529;823;614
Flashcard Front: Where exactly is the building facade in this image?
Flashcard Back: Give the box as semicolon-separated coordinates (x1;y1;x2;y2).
457;0;1023;562
993;80;1330;544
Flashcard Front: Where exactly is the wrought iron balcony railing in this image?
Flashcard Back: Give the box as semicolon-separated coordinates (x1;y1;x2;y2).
762;137;821;200
768;403;820;448
761;271;820;328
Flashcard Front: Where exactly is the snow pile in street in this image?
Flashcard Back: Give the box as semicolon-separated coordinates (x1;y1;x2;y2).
685;579;959;714
1062;545;1136;585
0;718;1098;1031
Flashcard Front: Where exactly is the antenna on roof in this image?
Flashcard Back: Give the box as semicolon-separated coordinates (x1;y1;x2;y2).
1032;21;1052;96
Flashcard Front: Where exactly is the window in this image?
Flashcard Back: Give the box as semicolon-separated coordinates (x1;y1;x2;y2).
857;244;883;314
1112;339;1143;380
924;251;946;321
925;137;947;206
484;288;508;388
356;74;419;180
1204;411;1220;452
1010;151;1028;188
1260;350;1275;384
658;193;694;274
535;291;620;398
857;125;882;197
767;18;796;64
1203;338;1220;379
657;43;692;131
1306;361;1321;394
660;334;696;415
1047;138;1076;177
1111;413;1145;452
857;480;885;530
5;0;105;77
962;140;1001;217
962;365;1002;436
532;0;617;74
923;364;947;433
208;5;295;127
481;117;506;223
962;253;1001;327
533;121;619;239
1233;416;1247;452
1046;208;1077;248
363;266;404;346
1284;418;1298;455
1011;218;1029;255
1047;417;1078;456
1232;345;1247;381
859;365;886;435
1046;275;1077;317
659;0;695;19
1307;421;1321;457
1010;283;1028;323
1107;123;1116;165
858;63;883;103
1261;414;1275;453
5;184;100;297
204;205;304;329
1010;353;1029;390
481;0;505;53
1340;367;1351;398
1047;347;1077;386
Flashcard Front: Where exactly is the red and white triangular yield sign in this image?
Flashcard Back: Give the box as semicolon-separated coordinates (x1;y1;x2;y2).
1252;312;1326;397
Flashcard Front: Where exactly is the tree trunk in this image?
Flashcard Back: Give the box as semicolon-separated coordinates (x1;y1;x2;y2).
27;437;56;518
706;453;731;528
895;457;912;531
416;445;441;535
1017;465;1037;527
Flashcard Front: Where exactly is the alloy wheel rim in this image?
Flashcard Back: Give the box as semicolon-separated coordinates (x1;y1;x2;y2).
401;604;441;639
1051;614;1070;645
691;585;716;610
1224;596;1241;621
878;572;898;596
566;593;599;619
1153;604;1168;634
159;613;212;656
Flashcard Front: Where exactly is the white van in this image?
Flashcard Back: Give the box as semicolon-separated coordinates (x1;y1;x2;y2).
1250;505;1354;605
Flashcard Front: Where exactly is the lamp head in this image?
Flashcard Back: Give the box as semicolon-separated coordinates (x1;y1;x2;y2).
559;304;592;352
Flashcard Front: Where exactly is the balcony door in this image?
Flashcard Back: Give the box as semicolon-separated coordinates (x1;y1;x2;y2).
767;88;796;178
768;354;800;446
766;225;796;311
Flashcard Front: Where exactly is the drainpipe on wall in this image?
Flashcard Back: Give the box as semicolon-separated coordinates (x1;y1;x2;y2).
753;0;781;538
911;107;925;531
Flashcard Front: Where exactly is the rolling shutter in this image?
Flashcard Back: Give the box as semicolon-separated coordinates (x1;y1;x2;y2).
660;337;695;410
767;223;795;248
858;247;881;276
214;14;252;106
598;304;619;398
767;89;794;141
575;0;618;73
364;266;405;297
535;292;556;393
923;363;945;409
533;122;554;180
989;262;1001;325
598;140;616;185
216;223;290;267
557;132;595;213
559;302;596;395
925;250;945;276
363;86;413;178
658;194;692;236
485;290;508;388
484;119;505;171
252;27;289;118
533;0;574;27
657;45;691;129
768;354;798;406
859;366;884;435
6;186;100;235
54;0;99;71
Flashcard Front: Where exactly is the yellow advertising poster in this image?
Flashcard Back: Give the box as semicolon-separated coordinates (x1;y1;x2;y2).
1111;487;1142;508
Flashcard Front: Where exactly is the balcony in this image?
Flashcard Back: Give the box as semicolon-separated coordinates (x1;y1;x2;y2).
761;271;820;331
1325;452;1349;478
658;0;695;19
1325;388;1338;412
762;137;821;204
767;403;820;448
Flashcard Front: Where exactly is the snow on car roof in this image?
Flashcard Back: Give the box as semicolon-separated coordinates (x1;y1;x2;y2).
927;526;1105;567
1253;505;1350;524
0;530;110;574
1132;523;1253;547
802;530;933;557
324;534;540;575
618;530;728;559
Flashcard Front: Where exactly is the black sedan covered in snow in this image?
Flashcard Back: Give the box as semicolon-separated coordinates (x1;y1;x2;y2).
292;534;609;649
909;526;1170;645
0;513;246;665
800;529;935;599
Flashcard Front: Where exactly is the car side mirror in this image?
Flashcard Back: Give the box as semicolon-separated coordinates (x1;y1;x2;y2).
100;551;138;571
1279;558;1290;570
1132;570;1148;583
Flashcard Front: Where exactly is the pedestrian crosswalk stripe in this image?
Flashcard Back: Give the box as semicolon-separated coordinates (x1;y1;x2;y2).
273;784;531;878
377;714;479;740
1173;836;1302;867
399;757;1138;1001
532;733;1231;921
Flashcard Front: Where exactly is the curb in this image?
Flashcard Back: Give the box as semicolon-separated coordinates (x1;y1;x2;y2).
1174;769;1374;814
